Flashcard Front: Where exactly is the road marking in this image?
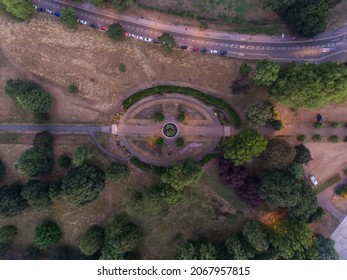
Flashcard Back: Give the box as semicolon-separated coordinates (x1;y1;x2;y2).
256;46;264;49
327;43;335;47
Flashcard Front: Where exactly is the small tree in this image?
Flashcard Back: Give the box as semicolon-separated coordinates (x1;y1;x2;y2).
16;89;52;114
239;63;251;77
154;112;164;122
107;23;125;41
0;225;17;244
199;21;208;31
262;138;296;170
297;134;306;142
177;113;185;122
294;144;312;164
33;221;62;249
0;183;29;218
106;162;130;184
312;134;321;142
33;131;53;148
68;84;78;93
271;119;283;131
21;180;52;211
155;137;164;147
72;145;94;167
176;137;184;147
328;135;339;143
16;146;53;177
79;225;105;256
58;154;72;168
100;240;125;260
118;64;126;73
245;103;272;128
157;32;176;53
60;7;77;29
255;59;280;86
49;179;63;200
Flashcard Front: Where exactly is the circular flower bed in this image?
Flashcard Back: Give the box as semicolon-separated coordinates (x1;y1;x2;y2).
163;123;178;138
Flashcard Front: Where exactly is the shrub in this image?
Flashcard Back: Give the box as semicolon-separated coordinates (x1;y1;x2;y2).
49;179;63;200
155;137;164;146
106;162;130;184
118;64;126;73
130;157;166;175
58;154;72;168
239;63;251;77
154;112;164;122
199;21;208;30
271;119;283;131
72;145;94;167
297;134;307;142
331;122;340;128
33;113;49;124
312;135;321;142
176;137;185;147
107;23;125;40
68;84;78;93
314;122;323;128
0;183;29;218
177;113;185;122
33;131;53;148
0;225;17;244
328;135;339;143
79;225;105;256
33;221;62;249
21;180;52;211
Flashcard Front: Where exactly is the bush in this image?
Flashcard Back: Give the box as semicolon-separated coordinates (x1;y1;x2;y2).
130;157;166;175
58;154;72;168
297;134;307;142
155;137;164;146
72;145;94;167
107;23;125;40
199;21;208;30
177;113;185;122
33;113;49;124
154;112;164;122
271;119;283;131
328;135;339;143
239;63;251;77
68;84;78;93
331;122;340;128
106;162;130;184
312;135;321;142
49;179;63;200
79;225;105;256
176;137;185;147
21;180;52;211
118;64;126;73
314;122;323;128
33;221;62;249
0;225;17;244
0;183;29;218
17;90;52;114
33;131;53;148
122;86;241;127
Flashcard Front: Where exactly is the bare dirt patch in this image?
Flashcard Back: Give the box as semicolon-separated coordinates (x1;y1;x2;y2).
327;0;347;29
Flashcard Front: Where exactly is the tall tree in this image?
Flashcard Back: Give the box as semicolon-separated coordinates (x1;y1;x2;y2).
242;221;269;253
33;221;62;249
223;129;268;166
107;23;125;41
316;235;339;260
177;242;217;260
157;32;176;53
106;162;130;184
271;62;347;109
262;138;296;169
60;7;77;29
255;60;280;86
79;225;105;256
0;0;33;20
21;180;52;211
245;103;272;128
225;235;248;260
0;183;29;218
294;144;313;164
72;145;94;167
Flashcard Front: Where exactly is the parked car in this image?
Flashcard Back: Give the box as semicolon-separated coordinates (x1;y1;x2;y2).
138;36;145;41
79;20;87;25
32;5;38;10
144;37;152;43
54;12;60;17
152;39;160;44
38;7;44;12
218;50;227;56
179;45;188;50
317;114;323;123
210;49;218;54
308;175;318;186
192;47;199;52
200;48;207;53
90;23;98;29
100;26;108;31
46;9;53;14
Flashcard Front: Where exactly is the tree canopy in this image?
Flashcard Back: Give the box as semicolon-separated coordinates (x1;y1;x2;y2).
239;63;251;77
242;221;269;253
60;7;77;29
72;145;94;167
255;60;280;86
107;23;125;41
261;138;296;169
61;164;105;207
177;242;217;260
79;225;105;256
33;221;62;249
0;0;33;20
33;131;54;148
161;159;203;191
316;235;339;260
245;103;272;128
0;183;29;218
271;62;347;109
16;146;53;177
157;32;176;52
223;129;268;166
106;162;130;184
21;180;52;211
0;225;17;244
111;0;134;12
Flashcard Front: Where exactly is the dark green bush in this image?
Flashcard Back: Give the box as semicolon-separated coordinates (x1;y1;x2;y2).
312;135;321;142
176;137;184;147
106;162;130;184
0;225;17;244
297;134;306;142
130;157;166;175
177;113;185;122
33;221;62;249
33;131;53;148
199;154;219;165
118;64;126;73
68;84;78;94
314;122;323;128
154;112;164;122
155;137;164;146
58;154;72;168
271;119;283;131
328;135;339;143
331;122;340;128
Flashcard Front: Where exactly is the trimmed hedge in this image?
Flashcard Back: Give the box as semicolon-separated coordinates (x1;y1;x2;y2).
130;157;166;175
122;86;241;127
199;154;219;165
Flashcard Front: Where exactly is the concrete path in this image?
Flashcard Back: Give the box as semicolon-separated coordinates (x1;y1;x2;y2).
331;216;347;259
0;124;112;133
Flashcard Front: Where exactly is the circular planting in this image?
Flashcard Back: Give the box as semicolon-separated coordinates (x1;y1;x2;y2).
163;123;178;138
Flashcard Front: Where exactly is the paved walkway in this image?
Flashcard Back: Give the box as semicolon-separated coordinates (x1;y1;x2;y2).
331;216;347;260
0;124;112;133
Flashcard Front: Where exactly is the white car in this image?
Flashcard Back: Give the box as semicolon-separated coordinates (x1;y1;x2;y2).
46;9;53;14
32;5;38;10
309;175;318;186
138;36;144;41
144;37;152;43
210;49;218;54
79;19;87;25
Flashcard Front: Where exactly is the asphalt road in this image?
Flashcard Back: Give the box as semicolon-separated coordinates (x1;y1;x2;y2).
32;0;347;62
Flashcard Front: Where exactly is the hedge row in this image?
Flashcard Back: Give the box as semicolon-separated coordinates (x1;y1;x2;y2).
122;86;241;127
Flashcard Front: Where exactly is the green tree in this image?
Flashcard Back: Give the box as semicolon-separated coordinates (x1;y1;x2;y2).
161;159;203;191
107;23;125;41
60;7;77;29
225;235;248;260
33;221;62;249
223;129;268;166
0;225;17;244
106;162;130;184
61;164;105;207
242;221;269;253
16;146;53;177
72;145;94;167
16;89;52;114
0;159;6;181
91;0;107;6
255;59;280;86
0;183;29;218
21;180;52;211
111;0;134;11
0;0;33;20
294;144;313;164
239;63;251;77
100;240;125;260
49;179;63;200
177;242;197;260
157;32;176;53
177;242;217;260
269;218;313;259
199;21;208;31
316;235;338;260
79;225;105;256
33;131;53;148
245;103;272;128
271;62;347;109
68;84;78;93
58;154;72;168
262;138;296;169
263;0;295;13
